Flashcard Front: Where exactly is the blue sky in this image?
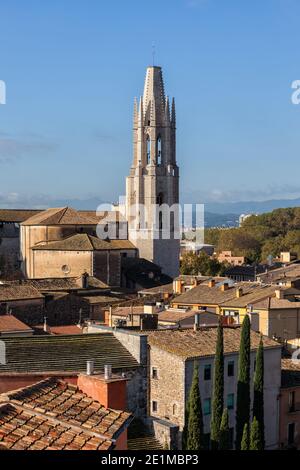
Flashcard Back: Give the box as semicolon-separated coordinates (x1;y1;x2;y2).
1;0;300;208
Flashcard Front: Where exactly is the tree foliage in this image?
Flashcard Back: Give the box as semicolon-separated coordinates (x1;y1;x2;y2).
241;423;250;450
253;337;265;449
250;417;264;450
210;318;224;449
235;315;251;450
219;408;230;450
186;363;204;450
204;207;300;264
180;251;227;276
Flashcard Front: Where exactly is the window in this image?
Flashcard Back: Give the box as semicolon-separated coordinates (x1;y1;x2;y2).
152;401;158;413
288;423;295;445
146;135;151;165
227;393;234;410
203;398;211;416
172;403;177;416
204;364;211;381
152;367;158;380
289;391;295;412
157;136;162;165
228;361;234;377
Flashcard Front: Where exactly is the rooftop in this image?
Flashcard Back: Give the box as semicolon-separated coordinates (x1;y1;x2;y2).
0;284;44;302
172;282;258;306
148;327;279;359
281;359;300;388
0;333;138;374
7;276;108;291
32;233;136;252
21;207;100;226
0;377;131;450
158;309;218;325
0;209;40;223
0;315;33;334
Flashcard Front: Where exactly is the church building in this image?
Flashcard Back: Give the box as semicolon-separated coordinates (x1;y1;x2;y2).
2;65;180;283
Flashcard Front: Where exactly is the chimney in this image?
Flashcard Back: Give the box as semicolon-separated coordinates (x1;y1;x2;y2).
236;287;243;298
194;313;200;331
275;289;284;300
221;283;229;292
43;316;49;333
82;272;89;289
86;360;94;376
208;279;216;288
77;368;128;410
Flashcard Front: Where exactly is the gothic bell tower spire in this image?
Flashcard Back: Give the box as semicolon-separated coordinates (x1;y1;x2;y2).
126;65;180;278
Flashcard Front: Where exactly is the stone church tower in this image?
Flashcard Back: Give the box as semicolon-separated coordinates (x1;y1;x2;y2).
126;66;180;278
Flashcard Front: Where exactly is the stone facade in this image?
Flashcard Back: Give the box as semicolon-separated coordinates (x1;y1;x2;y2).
149;345;282;449
126;66;180;278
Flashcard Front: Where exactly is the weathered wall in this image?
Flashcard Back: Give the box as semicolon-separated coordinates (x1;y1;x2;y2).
149;345;282;449
31;250;92;279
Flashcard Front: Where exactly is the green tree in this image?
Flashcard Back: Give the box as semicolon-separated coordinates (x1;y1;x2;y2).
253;337;265;449
241;423;250;450
235;315;251;450
250;417;263;450
219;409;230;450
210;318;224;449
186;363;204;450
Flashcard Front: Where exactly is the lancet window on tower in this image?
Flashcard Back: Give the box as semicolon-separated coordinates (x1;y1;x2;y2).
146;135;151;165
157;136;162;165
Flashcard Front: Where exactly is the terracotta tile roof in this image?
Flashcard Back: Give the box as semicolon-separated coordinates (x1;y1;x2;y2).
0;209;40;223
82;295;122;305
0;285;44;302
138;283;174;295
112;306;145;317
6;276;108;291
0;333;139;374
221;285;279;308
0;316;33;334
32;234;136;251
21;207;99;226
158;309;219;325
172;282;257;306
252;297;300;310
33;325;83;335
281;359;300;388
148;327;280;359
0;377;132;450
258;263;300;283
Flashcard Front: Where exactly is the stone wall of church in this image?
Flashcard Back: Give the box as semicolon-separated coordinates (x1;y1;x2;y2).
30;250;93;279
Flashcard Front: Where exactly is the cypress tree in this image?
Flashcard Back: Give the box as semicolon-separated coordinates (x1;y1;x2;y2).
182;396;190;450
250;417;263;450
235;315;251;449
210;318;224;449
241;423;250;450
253;336;265;449
186;362;204;450
219;408;230;450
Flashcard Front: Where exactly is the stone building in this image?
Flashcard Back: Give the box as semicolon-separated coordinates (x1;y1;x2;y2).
280;359;300;449
126;66;180;278
20;207;136;284
147;327;282;449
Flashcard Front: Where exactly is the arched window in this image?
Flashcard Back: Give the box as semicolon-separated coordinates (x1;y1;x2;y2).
156;193;164;231
146;135;151;165
172;403;177;416
156;193;163;206
157;136;162;165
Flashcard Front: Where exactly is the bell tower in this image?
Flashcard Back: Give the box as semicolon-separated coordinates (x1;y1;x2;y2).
126;66;180;278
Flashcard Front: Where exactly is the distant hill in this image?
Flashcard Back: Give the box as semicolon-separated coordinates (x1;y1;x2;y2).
204;198;300;215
